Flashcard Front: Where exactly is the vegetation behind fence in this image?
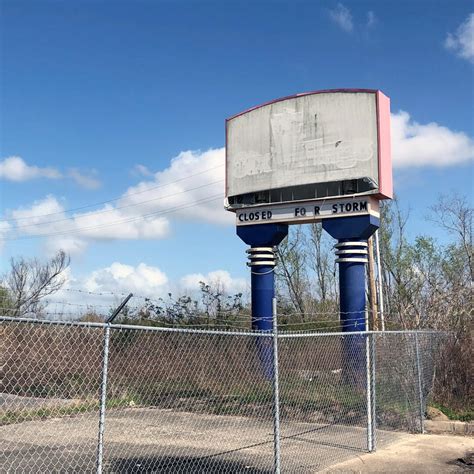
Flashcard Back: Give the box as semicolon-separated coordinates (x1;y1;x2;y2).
1;316;448;472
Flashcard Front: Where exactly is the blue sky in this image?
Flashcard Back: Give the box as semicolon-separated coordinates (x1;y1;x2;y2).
1;0;473;300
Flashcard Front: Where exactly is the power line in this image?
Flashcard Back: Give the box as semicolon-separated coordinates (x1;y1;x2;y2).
1;194;224;241
49;290;386;318
12;179;223;230
2;164;224;222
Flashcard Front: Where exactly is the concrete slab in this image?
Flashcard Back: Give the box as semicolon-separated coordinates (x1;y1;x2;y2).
0;407;401;473
323;433;474;473
425;420;474;436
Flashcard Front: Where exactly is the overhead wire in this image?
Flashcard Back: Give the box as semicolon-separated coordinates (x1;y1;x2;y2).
41;300;121;309
19;292;388;331
35;291;391;319
58;290;377;315
60;288;130;297
11;179;224;230
0;304;373;325
2;163;224;222
1;193;223;240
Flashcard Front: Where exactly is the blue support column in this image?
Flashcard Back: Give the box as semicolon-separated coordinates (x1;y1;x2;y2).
237;223;288;378
249;250;275;332
336;240;370;332
323;215;379;385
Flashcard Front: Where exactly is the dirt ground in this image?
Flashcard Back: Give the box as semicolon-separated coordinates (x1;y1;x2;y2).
2;407;471;472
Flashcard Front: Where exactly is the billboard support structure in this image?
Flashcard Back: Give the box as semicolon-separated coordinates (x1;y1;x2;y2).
226;89;392;381
237;223;288;378
323;214;379;383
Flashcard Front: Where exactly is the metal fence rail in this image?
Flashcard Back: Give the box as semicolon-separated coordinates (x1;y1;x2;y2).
0;316;443;473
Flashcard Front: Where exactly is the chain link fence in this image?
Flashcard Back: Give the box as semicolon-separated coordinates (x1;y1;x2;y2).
0;315;444;473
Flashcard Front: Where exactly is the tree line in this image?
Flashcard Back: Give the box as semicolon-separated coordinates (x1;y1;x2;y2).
1;194;471;332
1;194;472;415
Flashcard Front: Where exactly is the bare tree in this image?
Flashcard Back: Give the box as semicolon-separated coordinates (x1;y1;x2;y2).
276;226;309;317
378;199;422;329
378;195;473;331
429;194;473;283
308;223;337;303
198;279;243;325
2;250;70;317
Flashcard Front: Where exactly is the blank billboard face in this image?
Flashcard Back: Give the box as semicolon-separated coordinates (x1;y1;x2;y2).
226;90;392;208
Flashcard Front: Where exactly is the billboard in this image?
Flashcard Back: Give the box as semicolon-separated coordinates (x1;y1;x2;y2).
225;89;392;211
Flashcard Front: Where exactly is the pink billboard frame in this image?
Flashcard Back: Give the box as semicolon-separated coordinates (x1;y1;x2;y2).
225;88;393;200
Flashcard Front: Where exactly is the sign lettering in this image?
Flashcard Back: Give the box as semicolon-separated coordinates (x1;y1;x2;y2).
236;197;379;226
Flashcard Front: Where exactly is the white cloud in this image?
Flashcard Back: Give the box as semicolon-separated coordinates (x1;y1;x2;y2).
180;270;248;294
367;11;377;28
329;5;378;34
4;122;472;255
43;236;88;257
3;115;473;256
59;265;246;300
44;263;169;314
0;221;12;251
391;111;474;167
68;169;101;190
329;3;353;32
44;264;249;317
84;262;168;296
5;196;89;253
10;195;65;224
0;156;61;181
5;194;170;252
445;13;474;63
67;204;170;240
0;156;102;189
132;164;154;177
121;148;229;226
2;148;228;254
0;220;12;237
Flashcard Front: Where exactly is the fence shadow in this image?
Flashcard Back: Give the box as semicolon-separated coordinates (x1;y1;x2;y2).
0;316;442;473
108;455;271;474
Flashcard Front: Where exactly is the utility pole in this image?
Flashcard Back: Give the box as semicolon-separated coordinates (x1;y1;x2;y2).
367;236;378;331
374;230;385;331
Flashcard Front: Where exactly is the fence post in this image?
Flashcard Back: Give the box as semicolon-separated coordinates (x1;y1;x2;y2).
365;331;374;452
414;332;425;434
370;332;377;451
271;297;281;474
96;323;111;474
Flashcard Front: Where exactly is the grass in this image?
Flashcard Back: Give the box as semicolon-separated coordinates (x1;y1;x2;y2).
0;400;99;426
429;403;473;422
3;383;455;431
0;397;137;426
1;369;380;428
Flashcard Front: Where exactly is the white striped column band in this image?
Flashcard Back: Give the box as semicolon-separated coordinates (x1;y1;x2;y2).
246;247;276;266
334;241;368;263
